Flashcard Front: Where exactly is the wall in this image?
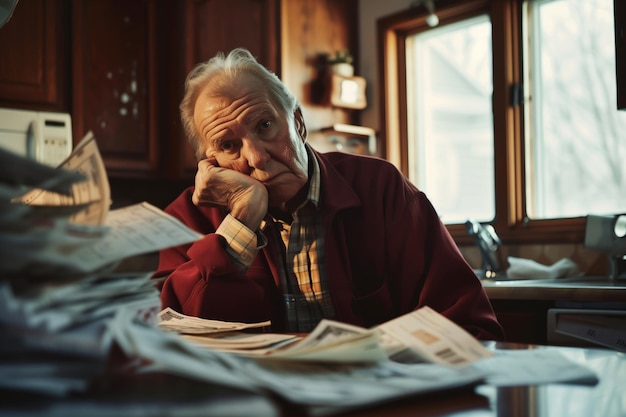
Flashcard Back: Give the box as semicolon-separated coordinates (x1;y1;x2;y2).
281;0;359;131
358;0;408;133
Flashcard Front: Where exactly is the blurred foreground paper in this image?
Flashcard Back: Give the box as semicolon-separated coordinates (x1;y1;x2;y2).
0;146;83;196
0;201;203;276
66;202;203;273
17;131;111;226
1;132;203;277
0;131;205;400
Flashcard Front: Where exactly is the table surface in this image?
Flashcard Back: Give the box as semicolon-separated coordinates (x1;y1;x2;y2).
2;342;624;417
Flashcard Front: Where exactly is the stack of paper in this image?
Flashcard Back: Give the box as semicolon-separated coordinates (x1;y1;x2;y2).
0;134;110;278
0;135;203;397
153;303;599;415
158;306;494;367
0;272;161;396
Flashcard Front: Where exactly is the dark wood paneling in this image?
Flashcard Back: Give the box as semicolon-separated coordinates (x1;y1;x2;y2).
72;0;159;176
179;0;279;173
0;0;68;110
490;300;553;344
1;0;358;186
191;0;278;72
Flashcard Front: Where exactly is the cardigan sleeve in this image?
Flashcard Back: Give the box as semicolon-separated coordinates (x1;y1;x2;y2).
152;188;279;324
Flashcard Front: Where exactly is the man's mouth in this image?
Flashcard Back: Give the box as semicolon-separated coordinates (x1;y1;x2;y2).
256;171;289;185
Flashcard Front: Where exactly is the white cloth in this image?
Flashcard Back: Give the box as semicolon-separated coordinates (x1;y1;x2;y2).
505;257;581;279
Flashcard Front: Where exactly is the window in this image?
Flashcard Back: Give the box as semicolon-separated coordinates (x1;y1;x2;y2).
524;0;626;219
406;15;494;224
379;0;626;244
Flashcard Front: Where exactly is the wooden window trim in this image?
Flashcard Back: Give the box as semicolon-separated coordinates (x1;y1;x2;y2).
377;0;586;246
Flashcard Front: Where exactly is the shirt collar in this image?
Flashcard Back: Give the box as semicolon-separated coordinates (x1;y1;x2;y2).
304;144;321;208
272;144;321;218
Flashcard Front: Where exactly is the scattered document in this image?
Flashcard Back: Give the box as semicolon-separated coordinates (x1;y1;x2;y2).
377;306;494;366
0;134;201;398
182;332;299;352
65;202;203;273
113;318;488;413
174;305;493;366
259;320;387;363
0;272;162;396
159;307;271;334
2;132;203;277
18;131;111;225
470;348;599;386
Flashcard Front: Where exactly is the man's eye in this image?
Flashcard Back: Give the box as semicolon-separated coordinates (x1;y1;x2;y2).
220;141;238;153
259;120;272;130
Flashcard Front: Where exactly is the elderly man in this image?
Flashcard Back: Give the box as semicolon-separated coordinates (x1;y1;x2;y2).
154;48;504;340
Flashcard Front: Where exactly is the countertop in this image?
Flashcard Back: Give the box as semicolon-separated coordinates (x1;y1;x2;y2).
481;275;626;302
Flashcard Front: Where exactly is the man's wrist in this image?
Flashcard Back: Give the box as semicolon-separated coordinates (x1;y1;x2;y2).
229;184;268;231
215;214;265;268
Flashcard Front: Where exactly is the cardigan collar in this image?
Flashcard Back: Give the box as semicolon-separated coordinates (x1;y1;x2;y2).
308;145;362;215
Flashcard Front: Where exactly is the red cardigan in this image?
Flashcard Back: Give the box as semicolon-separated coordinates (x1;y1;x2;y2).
155;150;504;340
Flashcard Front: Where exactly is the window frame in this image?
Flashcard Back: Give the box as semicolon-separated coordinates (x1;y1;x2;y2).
377;0;586;246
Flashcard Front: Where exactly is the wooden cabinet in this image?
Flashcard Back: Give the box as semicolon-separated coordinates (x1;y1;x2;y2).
187;0;279;72
0;0;359;184
0;0;69;110
483;277;626;345
72;0;159;177
171;0;281;175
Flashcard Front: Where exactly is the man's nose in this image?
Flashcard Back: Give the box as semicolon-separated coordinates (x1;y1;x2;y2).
242;139;270;170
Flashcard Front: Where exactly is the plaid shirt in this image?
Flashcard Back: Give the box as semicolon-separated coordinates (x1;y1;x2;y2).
216;147;334;332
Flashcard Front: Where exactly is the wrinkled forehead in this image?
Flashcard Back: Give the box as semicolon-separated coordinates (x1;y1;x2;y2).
195;72;279;120
193;72;286;142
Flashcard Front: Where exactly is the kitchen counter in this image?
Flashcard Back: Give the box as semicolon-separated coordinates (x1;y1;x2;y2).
482;275;626;303
480;276;626;345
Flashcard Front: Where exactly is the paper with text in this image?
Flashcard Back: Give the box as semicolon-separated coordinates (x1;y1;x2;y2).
66;202;204;272
159;307;271;334
18;131;111;225
378;306;494;366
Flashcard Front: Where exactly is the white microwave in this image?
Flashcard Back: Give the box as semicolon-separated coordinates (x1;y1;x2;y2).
0;107;73;167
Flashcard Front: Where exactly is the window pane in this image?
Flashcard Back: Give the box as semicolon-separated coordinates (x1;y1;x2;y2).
525;0;626;219
406;16;494;224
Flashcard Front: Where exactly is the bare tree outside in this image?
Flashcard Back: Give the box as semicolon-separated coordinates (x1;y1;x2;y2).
528;0;626;218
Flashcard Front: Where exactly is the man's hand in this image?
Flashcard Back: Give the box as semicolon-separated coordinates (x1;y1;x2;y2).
193;159;268;231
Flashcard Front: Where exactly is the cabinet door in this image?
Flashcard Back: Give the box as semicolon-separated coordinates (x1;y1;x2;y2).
0;0;68;110
72;0;159;176
189;0;278;72
178;0;279;173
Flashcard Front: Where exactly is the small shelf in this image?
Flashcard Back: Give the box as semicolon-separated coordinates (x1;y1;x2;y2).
310;123;377;156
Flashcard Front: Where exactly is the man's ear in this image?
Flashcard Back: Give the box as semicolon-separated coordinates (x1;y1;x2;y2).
294;107;307;142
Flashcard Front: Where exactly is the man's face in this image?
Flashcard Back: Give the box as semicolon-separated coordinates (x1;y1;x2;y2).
193;73;308;210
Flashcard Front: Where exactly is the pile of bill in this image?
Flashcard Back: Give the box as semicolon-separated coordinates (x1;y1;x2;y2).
149;306;497;414
153;306;597;415
158;305;493;367
0;133;111;278
0;135;203;397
